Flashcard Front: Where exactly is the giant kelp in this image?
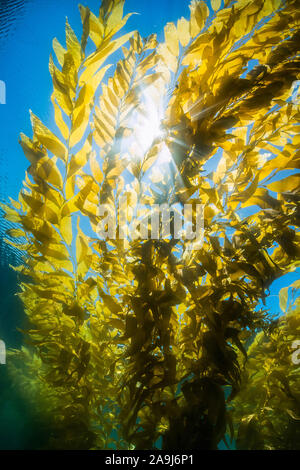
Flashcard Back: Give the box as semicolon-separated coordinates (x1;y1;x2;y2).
232;281;300;450
1;0;300;450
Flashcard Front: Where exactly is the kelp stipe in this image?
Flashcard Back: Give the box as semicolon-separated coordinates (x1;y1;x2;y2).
1;0;300;450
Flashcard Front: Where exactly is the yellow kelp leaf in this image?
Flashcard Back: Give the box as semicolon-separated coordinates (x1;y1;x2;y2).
241;188;280;210
19;133;47;165
90;151;103;184
70;120;87;153
213;155;227;184
258;153;299;182
0;202;22;223
105;1;135;39
135;72;162;90
8;197;21;211
107;0;125;29
60;216;73;246
35;157;64;189
61;197;78;218
6;228;25;238
69;65;111;148
220;55;245;79
24;174;63;209
61;179;94;217
104;78;119;108
196;1;210;27
137;51;158;76
130;31;144;54
22;215;61;244
4;239;29;251
142;144;162;173
81;31;135;84
165;22;179;57
229;174;260;209
94;124;112;149
20;192;44;213
267;174;300;193
62;52;77;90
189;0;209;37
20;198;59;226
176;185;199;203
189;3;199;38
80;43;113;83
106;156;128;180
211;0;221;11
65;174;75;201
85;9;104;48
279;286;288;313
80;201;98;222
69;89;92;148
204;205;218;223
76;222;93;278
115;63;131;95
158;43;178;73
94;104;117;143
51;95;69;141
49;56;74;116
292;134;300;147
65;19;82;68
52;38;66;66
98;288;123;315
144;33;158;51
30;112;67;161
37;244;73;271
177;17;191;47
68;136;92;178
78;5;90;52
86;63;112;90
43;205;59;226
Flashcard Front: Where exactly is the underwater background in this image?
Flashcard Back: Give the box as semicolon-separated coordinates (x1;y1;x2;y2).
0;0;299;450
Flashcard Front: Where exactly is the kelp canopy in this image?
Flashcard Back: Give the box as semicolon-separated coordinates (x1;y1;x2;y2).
1;0;299;450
